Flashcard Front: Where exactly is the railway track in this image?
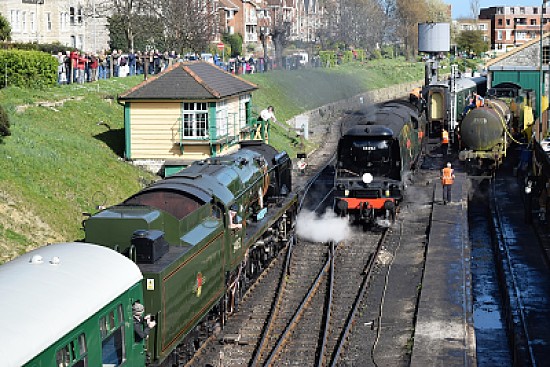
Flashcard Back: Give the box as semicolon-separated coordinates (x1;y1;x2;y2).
186;103;436;367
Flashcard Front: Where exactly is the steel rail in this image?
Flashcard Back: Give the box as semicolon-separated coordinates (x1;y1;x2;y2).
329;227;389;367
316;241;335;367
490;178;537;367
259;242;338;367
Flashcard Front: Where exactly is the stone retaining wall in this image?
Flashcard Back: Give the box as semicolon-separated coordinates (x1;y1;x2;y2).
285;79;423;144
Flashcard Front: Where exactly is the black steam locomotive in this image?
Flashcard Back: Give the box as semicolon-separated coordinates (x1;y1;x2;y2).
333;100;425;227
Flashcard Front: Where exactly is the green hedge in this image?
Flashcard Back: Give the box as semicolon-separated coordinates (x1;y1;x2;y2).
0;49;57;89
319;50;366;67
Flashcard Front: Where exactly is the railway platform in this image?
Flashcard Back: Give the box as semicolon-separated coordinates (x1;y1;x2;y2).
410;170;477;366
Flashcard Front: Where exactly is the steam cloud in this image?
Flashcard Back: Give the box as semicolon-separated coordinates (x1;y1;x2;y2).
296;210;351;243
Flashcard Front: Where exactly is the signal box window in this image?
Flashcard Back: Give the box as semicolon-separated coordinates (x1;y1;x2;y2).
55;333;88;367
182;102;209;138
100;304;126;366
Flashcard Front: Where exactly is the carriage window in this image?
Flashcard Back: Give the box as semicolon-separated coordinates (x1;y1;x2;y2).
100;304;126;366
55;333;88;367
56;345;71;367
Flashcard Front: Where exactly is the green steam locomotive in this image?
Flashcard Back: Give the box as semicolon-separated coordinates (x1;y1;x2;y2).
83;141;297;365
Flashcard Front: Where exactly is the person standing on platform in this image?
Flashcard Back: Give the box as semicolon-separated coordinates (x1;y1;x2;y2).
441;128;449;155
441;162;455;205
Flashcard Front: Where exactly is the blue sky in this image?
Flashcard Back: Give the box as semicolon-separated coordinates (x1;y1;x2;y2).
447;0;542;19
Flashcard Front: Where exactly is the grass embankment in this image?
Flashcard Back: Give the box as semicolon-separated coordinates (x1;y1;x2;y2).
0;59;423;263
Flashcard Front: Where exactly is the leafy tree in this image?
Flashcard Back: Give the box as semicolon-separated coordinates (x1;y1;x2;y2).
0;14;11;41
223;33;243;57
108;14;165;51
456;29;488;56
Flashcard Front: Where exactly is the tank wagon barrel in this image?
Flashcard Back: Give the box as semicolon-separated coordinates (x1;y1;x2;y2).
460;99;511;152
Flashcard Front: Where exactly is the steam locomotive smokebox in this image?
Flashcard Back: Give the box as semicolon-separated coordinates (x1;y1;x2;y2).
132;229;169;264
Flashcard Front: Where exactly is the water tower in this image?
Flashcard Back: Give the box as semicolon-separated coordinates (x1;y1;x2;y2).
418;23;450;85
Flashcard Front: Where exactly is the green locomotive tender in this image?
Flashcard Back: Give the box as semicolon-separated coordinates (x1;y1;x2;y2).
84;141;297;365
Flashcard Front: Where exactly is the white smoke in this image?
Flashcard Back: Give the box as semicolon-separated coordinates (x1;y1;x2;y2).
375;219;392;228
296;209;351;243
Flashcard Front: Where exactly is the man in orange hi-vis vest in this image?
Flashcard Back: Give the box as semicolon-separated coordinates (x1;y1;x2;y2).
441;162;455;205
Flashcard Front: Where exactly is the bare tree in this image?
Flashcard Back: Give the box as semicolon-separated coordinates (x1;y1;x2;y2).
396;0;429;59
151;0;217;52
426;0;451;22
470;0;480;20
340;0;385;50
264;0;293;68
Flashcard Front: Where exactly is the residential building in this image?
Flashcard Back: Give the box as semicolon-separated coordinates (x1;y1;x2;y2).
480;6;550;53
0;0;301;56
0;0;110;51
453;18;491;43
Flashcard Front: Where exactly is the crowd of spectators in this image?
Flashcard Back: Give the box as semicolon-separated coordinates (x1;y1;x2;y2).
53;49;269;85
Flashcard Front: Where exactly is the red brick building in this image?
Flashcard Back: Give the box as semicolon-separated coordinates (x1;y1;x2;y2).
480;6;550;53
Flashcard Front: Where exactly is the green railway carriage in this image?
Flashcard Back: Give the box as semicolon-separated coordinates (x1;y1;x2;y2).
84;141;297;365
0;243;144;367
425;76;487;136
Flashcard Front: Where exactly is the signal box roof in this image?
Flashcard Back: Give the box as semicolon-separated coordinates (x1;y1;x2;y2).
119;61;258;101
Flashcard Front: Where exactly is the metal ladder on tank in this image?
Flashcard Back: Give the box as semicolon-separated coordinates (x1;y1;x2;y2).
449;64;458;143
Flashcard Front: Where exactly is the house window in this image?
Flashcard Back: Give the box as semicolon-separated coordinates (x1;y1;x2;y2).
46;13;52;31
70;7;75;25
10;10;20;32
21;12;26;33
182;102;209;138
60;12;67;31
531;19;537;26
497;30;503;40
478;24;486;30
30;12;35;32
516;31;527;40
506;19;510;26
543;45;550;64
498;19;503;26
216;100;229;137
535;7;539;15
